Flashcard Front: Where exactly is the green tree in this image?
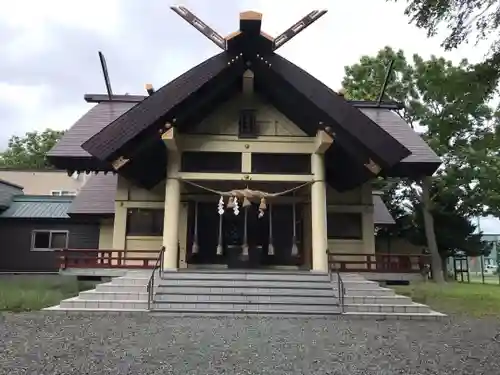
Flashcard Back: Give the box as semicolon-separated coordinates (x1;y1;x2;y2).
389;0;500;84
0;129;65;169
343;47;500;282
404;181;493;279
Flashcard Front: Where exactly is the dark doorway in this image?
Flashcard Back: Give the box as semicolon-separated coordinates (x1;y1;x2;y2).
187;201;304;267
187;202;224;265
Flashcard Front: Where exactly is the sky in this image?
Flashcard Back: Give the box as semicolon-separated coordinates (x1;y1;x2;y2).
1;0;499;232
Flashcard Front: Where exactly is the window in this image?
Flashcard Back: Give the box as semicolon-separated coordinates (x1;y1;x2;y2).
327;212;363;240
251;153;311;174
238;109;258;138
126;208;164;236
51;190;77;196
31;230;69;251
181;152;242;173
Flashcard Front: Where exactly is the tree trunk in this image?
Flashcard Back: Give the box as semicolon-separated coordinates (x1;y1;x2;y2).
421;176;445;283
441;255;449;281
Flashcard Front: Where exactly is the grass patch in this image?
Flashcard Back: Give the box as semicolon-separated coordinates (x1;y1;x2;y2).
392;281;500;317
0;275;96;312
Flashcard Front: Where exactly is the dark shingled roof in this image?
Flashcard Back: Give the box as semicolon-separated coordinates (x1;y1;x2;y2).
373;195;395;225
82;52;244;161
48;102;136;158
47;102;137;170
67;173;116;216
0;179;23;209
49;19;439;189
360;108;441;175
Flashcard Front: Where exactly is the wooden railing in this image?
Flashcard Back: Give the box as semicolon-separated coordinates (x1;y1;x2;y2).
58;249;158;269
328;252;431;273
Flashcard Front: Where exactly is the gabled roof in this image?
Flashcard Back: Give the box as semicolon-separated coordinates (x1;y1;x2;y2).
0;195;72;219
47;102;136;171
67;173;116;217
82;51;410;172
82;52;247;161
360;108;440;176
49;9;440;190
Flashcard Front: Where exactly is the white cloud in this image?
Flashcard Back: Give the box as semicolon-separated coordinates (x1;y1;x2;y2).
0;83;89;142
0;0;121;36
0;82;49;109
0;0;493;146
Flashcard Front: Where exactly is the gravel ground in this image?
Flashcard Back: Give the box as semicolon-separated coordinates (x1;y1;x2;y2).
0;313;499;375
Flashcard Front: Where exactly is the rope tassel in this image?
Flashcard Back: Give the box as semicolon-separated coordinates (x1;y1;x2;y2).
192;201;199;254
268;204;274;256
242;196;251;207
291;200;299;257
242;206;249;256
216;213;223;256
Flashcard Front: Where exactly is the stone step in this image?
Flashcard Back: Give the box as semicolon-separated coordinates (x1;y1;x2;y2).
154;294;337;304
162;271;330;282
157;279;376;289
150;308;341;316
59;297;148;310
79;290;148;301
343;311;446;321
344;295;412;305
155;285;335;296
152;301;340;313
96;283;147;293
110;277;150;286
148;310;444;320
340;288;397;296
343;303;431;314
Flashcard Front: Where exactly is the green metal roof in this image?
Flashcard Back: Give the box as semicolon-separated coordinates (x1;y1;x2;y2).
0;195;73;219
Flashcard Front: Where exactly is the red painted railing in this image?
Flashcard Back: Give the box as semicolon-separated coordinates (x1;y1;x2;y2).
58;249;158;269
328;252;431;273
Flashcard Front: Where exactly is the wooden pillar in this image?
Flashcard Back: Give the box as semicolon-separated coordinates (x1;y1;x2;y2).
310;152;329;272
162;151;181;269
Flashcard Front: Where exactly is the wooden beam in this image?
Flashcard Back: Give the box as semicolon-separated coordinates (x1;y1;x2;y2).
242;69;254;95
314;130;334;154
178;172;313;183
111;156;130;171
179;135;316;154
260;31;274;41
240;10;262;35
145;83;155;96
225;30;241;41
240;11;262;21
364;159;382;175
170;6;226;50
182;194;309;203
84;94;146;103
161;126;178;151
273;10;327;50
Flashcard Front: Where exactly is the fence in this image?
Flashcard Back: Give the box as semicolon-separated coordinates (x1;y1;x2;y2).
450;254;500;285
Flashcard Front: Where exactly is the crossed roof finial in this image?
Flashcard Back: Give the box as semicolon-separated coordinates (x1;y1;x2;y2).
170;5;327;52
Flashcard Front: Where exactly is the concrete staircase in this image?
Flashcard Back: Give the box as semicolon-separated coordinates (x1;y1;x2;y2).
44;271;150;312
152;270;341;316
45;270;445;319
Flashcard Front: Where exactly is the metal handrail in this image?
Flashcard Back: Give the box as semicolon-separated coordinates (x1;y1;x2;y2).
336;267;346;313
327;251;346;313
147;246;165;310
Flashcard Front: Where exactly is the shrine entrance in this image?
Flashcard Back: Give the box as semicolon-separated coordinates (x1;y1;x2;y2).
186;201;304;269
